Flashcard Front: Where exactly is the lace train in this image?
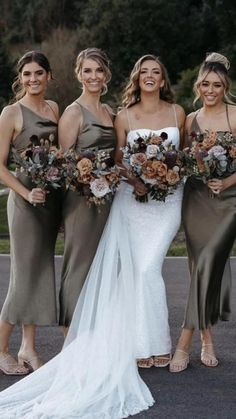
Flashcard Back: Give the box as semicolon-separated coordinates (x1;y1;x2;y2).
0;184;154;418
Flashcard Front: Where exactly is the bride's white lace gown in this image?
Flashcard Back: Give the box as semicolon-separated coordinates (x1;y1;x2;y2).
126;127;183;359
0;127;182;418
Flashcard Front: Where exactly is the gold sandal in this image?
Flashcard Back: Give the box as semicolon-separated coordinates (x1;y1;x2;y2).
0;352;29;376
153;354;172;368
18;351;43;371
169;349;189;373
137;357;154;368
201;344;218;367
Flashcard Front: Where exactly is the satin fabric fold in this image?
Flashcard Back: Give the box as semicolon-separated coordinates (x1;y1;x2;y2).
183;177;236;329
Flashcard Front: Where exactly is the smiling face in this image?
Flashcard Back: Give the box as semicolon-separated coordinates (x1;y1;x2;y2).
79;58;106;94
198;71;225;107
139;59;164;93
20;61;49;96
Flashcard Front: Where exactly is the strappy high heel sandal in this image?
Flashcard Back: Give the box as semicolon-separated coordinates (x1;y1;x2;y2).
169;349;189;373
0;352;29;375
137;357;154;368
153;354;172;368
18;351;43;372
201;344;218;367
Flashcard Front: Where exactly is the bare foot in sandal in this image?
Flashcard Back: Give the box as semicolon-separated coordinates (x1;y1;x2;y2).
153;354;172;367
0;351;29;375
137;357;154;368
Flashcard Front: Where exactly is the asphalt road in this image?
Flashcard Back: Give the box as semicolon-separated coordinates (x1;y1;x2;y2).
0;255;235;419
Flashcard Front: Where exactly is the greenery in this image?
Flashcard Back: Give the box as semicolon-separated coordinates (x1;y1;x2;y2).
1;0;236;111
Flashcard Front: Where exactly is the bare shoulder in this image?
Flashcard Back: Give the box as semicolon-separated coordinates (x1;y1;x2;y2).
174;103;185;118
103;103;115;116
46;100;59;118
61;101;82;119
0;102;19;119
227;104;236;117
185;110;198;129
173;103;186;127
115;108;129;129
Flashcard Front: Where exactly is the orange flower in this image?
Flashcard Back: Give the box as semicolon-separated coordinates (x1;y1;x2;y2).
105;172;119;184
77;158;93;176
229;146;236;158
142;161;157;179
202;131;217;149
152;161;168;177
166;169;180;185
149;136;162;145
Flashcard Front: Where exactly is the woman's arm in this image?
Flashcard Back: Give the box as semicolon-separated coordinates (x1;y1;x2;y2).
0;106;45;204
59;103;83;150
114;109;148;196
208;173;236;193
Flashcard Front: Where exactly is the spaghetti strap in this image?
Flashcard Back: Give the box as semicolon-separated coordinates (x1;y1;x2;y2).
126;108;132;131
225;104;233;132
172;104;178;127
46;101;58;121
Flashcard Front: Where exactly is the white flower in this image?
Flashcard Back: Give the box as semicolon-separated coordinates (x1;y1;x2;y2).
146;144;159;158
90;178;110;197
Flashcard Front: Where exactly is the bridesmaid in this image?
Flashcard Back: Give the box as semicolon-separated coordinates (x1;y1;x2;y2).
59;48;116;329
0;51;61;374
170;52;236;372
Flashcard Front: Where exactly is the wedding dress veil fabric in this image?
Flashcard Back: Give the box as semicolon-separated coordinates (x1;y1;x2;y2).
0;126;182;418
0;181;154;418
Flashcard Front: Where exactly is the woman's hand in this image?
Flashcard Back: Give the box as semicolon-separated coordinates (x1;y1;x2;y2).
28;188;46;205
207;178;231;194
133;178;148;196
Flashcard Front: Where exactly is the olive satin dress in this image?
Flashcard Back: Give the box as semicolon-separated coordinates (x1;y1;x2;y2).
0;104;62;325
59;103;116;326
183;110;236;330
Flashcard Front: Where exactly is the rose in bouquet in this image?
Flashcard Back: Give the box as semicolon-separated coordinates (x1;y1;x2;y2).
122;132;184;202
63;147;120;206
12;134;65;191
182;130;236;183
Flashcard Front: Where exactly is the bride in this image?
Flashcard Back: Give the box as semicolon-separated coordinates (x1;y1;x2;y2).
0;55;185;418
115;54;185;368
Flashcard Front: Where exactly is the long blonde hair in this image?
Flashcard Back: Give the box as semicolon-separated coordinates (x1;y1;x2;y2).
75;48;111;96
122;54;175;108
193;52;235;106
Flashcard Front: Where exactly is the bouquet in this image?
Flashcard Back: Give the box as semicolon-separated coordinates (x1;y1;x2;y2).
63;148;120;206
121;131;183;202
182;130;236;182
12;134;64;190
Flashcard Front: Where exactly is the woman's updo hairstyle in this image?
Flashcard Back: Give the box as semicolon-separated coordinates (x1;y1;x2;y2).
193;52;234;106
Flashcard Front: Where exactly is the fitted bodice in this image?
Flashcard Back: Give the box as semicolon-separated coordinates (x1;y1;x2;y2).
127;127;180;149
12;103;58;153
73;103;116;153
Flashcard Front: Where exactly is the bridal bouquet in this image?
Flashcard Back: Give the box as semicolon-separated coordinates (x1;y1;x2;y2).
12;134;65;190
63;148;120;206
182;130;236;182
122;132;184;202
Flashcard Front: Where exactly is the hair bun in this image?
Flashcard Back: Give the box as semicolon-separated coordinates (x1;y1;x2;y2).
205;52;230;70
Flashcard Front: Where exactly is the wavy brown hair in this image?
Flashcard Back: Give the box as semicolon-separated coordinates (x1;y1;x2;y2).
75;47;111;96
12;51;52;102
122;54;175;108
193;52;236;106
